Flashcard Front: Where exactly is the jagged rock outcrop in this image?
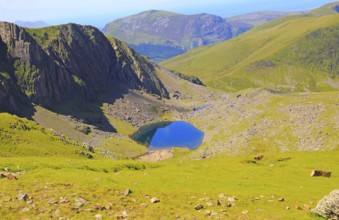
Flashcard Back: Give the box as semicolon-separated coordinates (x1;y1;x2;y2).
0;22;168;112
0;35;30;114
0;74;29;114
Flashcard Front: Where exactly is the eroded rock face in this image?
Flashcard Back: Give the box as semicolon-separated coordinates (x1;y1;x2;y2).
0;35;30;114
0;22;168;112
312;189;339;220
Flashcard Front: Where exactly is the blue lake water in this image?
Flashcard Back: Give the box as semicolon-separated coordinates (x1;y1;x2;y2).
149;121;204;150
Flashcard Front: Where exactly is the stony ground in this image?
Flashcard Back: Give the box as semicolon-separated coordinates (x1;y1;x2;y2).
179;89;339;159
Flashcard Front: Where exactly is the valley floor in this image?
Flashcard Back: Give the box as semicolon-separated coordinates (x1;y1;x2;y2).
0;89;338;219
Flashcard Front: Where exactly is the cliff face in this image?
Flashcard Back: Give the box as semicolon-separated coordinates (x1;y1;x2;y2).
0;30;31;114
0;22;168;112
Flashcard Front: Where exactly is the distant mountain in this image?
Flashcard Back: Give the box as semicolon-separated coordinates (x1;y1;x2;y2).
309;1;339;15
14;20;48;28
0;22;169;115
162;5;339;92
103;10;291;62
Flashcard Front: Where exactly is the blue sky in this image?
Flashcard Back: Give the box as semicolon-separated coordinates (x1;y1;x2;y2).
0;0;336;28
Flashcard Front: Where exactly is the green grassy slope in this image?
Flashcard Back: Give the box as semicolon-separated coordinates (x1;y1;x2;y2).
0;91;338;219
310;1;339;15
227;11;293;26
0;151;337;219
0;113;91;157
162;14;339;92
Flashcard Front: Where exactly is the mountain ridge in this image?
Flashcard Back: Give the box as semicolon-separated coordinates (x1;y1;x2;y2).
103;10;291;62
0;22;169;114
162;12;339;92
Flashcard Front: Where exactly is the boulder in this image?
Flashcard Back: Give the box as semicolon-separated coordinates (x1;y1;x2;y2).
150;198;160;203
312;189;339;220
18;193;29;201
310;170;331;177
254;155;264;161
123;188;131;196
94;214;102;220
227;196;236;202
194;204;204;210
172;91;181;99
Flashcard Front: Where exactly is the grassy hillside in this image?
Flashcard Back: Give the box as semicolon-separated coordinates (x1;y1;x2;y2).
227;11;293;26
310;1;339;15
0;113;91;157
0;78;338;219
0;150;338;219
162;14;339;92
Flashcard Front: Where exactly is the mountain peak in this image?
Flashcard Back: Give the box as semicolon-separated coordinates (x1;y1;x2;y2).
103;9;292;62
0;22;169;114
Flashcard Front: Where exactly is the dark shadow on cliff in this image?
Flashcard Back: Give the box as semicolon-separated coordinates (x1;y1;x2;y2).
48;82;132;133
0;38;36;119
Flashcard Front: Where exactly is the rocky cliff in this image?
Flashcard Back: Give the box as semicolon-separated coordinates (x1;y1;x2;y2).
0;22;168;113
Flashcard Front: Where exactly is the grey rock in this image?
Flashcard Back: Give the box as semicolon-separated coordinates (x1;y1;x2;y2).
150;198;160;203
310;170;331;177
218;193;227;199
312;189;339;220
26;200;34;204
226;203;232;207
122;210;128;217
227;196;236;202
278;197;285;202
194;204;204;210
18;193;29;201
21;207;30;212
59;197;69;203
74;201;84;208
123;188;131;196
94;214;102;220
210;212;218;216
206;202;213;207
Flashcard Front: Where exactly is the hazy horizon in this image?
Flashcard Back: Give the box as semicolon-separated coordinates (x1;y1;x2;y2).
0;0;337;28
